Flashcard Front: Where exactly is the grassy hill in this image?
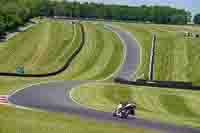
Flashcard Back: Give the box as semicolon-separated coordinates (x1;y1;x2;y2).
71;83;200;128
116;23;200;84
0;21;123;94
2;20;200;131
0;20;144;133
63;22;123;80
0;20;80;74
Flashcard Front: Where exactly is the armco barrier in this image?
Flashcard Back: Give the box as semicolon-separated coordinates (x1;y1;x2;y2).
0;23;85;77
148;34;156;80
114;78;200;91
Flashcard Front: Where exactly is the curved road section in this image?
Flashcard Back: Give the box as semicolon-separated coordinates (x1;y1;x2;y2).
105;24;140;80
8;25;200;133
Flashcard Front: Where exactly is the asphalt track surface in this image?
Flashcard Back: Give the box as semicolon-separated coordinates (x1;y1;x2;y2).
8;24;200;133
105;24;140;80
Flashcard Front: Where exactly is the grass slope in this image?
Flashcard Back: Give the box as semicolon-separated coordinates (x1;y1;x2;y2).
0;19;81;93
0;20;79;74
117;23;200;84
71;83;200;128
0;21;129;132
64;22;124;80
0;21;123;94
0;105;155;133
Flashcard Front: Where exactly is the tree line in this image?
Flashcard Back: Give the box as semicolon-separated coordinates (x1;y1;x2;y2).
42;1;191;25
194;14;200;24
0;0;197;35
0;0;48;33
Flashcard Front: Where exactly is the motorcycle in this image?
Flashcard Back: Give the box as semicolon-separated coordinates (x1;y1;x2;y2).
113;103;136;119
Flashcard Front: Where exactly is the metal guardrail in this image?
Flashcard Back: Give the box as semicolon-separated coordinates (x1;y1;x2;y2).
149;34;156;80
114;78;200;91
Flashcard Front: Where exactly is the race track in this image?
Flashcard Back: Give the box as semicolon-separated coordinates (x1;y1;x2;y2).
8;24;200;133
105;24;140;80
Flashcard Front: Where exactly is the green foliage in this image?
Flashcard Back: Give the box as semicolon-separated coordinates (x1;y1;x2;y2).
0;0;46;33
0;15;6;33
0;0;191;35
47;2;190;25
194;14;200;24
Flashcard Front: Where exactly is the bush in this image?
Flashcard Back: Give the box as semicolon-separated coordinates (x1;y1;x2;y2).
194;14;200;24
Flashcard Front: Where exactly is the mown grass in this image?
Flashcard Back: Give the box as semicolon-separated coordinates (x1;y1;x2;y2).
71;83;200;128
0;20;78;74
153;24;200;83
0;19;81;94
0;105;155;133
116;23;200;84
0;20;146;132
63;22;124;80
0;21;123;94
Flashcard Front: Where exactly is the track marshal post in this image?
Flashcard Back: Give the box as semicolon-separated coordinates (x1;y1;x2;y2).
16;66;25;74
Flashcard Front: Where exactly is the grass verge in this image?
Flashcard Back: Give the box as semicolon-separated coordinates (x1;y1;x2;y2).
71;83;200;128
116;23;200;85
0;20;79;74
64;22;124;80
0;105;156;133
0;21;123;93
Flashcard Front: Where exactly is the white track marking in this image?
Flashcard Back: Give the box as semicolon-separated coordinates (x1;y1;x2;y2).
110;24;143;80
0;95;8;104
103;24;127;80
7;22;136;113
69;23;140;108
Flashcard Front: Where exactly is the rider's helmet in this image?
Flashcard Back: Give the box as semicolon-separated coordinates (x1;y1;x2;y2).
120;101;129;107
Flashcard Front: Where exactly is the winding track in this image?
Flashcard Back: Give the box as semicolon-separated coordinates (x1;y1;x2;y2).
105;24;140;80
8;24;200;133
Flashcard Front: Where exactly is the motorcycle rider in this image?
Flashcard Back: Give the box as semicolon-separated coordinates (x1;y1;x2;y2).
116;101;129;114
114;101;136;118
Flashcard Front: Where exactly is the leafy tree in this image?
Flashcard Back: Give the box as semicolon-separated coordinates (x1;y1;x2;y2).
0;0;191;35
194;14;200;24
0;15;6;33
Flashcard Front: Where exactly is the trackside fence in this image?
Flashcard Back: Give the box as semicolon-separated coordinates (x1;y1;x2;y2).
114;78;200;91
